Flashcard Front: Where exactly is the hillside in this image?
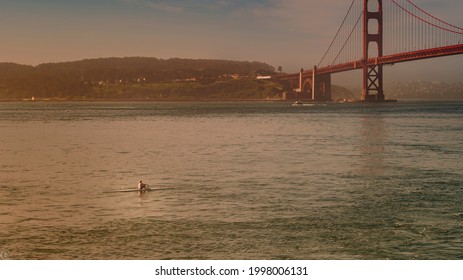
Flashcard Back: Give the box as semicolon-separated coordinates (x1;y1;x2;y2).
0;57;276;100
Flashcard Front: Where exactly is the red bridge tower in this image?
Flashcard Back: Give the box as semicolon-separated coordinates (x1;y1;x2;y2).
362;0;385;101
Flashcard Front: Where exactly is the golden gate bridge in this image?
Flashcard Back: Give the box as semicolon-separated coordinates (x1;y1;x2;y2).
273;0;463;101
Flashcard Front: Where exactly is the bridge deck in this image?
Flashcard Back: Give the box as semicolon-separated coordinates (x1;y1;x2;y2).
274;44;463;80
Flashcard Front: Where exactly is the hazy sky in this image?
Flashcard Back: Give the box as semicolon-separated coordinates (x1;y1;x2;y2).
1;0;462;86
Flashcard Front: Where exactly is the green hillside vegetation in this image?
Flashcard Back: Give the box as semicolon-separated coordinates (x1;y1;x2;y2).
0;57;278;100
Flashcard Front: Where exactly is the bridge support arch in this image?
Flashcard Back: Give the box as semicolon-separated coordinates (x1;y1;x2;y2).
279;68;332;101
285;67;331;101
302;78;312;93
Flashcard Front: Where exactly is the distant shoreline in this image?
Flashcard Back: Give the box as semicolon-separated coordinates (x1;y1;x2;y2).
3;98;463;104
0;98;288;103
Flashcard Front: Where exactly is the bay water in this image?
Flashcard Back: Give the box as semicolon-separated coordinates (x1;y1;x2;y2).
0;101;462;259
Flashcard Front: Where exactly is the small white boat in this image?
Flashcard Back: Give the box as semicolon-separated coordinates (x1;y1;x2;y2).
292;101;304;106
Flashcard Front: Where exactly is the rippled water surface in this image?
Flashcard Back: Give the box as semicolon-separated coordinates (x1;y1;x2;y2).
0;101;462;259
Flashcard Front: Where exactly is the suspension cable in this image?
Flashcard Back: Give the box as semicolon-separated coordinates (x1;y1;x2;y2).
390;0;463;35
331;11;363;65
317;0;356;67
405;0;463;31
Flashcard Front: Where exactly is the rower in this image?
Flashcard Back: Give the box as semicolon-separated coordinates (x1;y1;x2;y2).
138;180;147;190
